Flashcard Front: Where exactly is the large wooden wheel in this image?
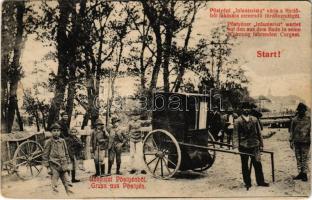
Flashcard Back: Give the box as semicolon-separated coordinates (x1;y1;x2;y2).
192;131;216;172
143;129;181;179
13;140;44;180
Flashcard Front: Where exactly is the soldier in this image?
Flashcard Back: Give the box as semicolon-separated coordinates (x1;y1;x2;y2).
42;123;73;194
58;112;70;138
90;119;109;177
290;103;311;182
65;128;83;183
107;117;127;175
233;102;269;190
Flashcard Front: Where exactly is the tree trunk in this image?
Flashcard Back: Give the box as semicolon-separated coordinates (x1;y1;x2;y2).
47;0;72;129
7;95;17;133
162;29;173;92
34;110;40;132
7;1;25;133
66;80;76;126
1;56;9;133
15;100;23;131
141;1;162;92
173;2;197;92
40;109;46;130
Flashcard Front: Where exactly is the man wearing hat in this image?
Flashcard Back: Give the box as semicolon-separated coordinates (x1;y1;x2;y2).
233;102;269;190
290;103;311;181
43;123;73;194
107;117;127;175
90;119;109;176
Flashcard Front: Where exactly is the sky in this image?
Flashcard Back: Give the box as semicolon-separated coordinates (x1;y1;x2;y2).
19;1;311;106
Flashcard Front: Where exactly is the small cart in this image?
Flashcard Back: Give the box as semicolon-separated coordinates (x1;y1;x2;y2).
1;131;45;180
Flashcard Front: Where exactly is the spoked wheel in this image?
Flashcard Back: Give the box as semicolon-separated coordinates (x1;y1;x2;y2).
13;140;44;180
192;131;216;172
143;129;181;179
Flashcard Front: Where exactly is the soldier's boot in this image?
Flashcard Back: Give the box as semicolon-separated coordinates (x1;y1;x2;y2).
71;170;80;183
107;162;112;175
302;173;308;182
293;172;303;180
116;163;122;175
100;164;106;176
93;161;100;177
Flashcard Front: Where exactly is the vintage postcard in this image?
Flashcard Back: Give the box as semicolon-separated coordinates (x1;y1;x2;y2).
1;0;311;198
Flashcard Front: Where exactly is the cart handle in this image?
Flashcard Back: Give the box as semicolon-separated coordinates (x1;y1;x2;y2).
179;142;275;182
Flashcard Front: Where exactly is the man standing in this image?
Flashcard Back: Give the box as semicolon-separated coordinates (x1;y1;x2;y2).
128;115;147;174
233;102;269;190
65;128;83;183
290;103;311;182
90;119;109;177
107;117;127;175
58;112;70;138
224;107;235;149
207;105;222;141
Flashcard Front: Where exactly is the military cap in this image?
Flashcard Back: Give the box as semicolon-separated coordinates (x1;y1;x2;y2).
50;123;61;130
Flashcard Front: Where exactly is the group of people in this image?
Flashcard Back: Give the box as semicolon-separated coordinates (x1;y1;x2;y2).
207;105;237;149
42;112;147;194
42;101;310;194
212;102;310;190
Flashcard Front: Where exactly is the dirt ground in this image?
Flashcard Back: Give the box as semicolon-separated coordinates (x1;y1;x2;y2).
1;128;311;199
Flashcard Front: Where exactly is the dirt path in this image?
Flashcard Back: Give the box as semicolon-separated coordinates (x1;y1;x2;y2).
1;128;310;198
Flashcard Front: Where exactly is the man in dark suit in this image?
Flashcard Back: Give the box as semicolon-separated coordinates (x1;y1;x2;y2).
233;102;269;190
207;105;222;141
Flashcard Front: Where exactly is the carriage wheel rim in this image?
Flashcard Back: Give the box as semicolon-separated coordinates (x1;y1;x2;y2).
13;140;44;180
143;129;181;180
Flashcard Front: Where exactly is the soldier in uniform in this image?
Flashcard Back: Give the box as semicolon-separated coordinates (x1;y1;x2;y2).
233;102;269;190
290;103;311;182
90;119;109;177
107;117;127;175
65;128;83;183
43;123;73;194
58;112;70;138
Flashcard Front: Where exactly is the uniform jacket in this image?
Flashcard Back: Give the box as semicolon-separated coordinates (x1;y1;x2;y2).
290;112;311;143
43;137;70;170
108;127;127;150
233;115;263;148
58;120;69;138
65;135;83;160
90;128;109;153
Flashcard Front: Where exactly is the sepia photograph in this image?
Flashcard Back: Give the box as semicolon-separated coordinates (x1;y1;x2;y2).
1;0;311;198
